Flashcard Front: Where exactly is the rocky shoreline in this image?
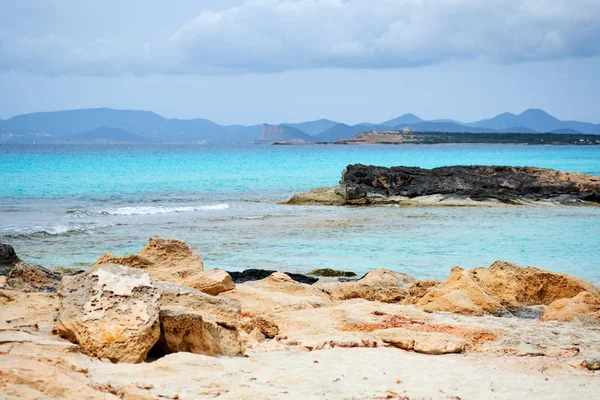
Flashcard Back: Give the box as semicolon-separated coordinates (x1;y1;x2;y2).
1;239;599;399
284;164;600;206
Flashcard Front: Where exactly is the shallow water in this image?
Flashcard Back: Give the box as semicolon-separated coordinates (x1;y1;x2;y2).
1;144;599;284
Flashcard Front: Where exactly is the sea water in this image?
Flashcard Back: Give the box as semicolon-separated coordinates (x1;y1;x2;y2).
1;144;599;284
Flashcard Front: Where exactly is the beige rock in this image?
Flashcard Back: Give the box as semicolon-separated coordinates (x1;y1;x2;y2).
375;328;466;355
470;261;600;309
0;354;119;400
315;269;414;303
222;272;332;315
406;279;440;303
417;267;508;316
6;263;62;293
153;307;242;357
240;316;279;338
156;280;240;328
94;237;235;295
54;264;161;363
0;276;6;289
540;291;600;323
419;261;600;316
0;289;59;329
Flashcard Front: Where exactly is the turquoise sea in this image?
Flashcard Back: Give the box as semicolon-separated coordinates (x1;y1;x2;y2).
1;144;599;284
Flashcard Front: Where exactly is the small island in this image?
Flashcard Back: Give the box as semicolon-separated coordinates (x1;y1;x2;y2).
284;164;600;206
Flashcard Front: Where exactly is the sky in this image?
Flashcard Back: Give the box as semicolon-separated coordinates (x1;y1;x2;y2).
1;0;599;125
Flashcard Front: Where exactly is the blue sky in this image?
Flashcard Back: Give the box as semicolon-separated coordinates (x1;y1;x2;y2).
1;0;599;124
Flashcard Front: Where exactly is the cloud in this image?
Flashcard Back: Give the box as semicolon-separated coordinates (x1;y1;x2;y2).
1;0;599;76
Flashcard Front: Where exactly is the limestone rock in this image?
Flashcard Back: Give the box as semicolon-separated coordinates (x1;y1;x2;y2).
540;292;600;323
222;272;332;315
375;328;466;355
582;358;600;371
54;264;161;363
94;237;234;295
50;266;86;276
156;280;241;328
417;267;508;316
417;261;600;316
7;263;62;293
153;307;242;357
405;279;440;304
315;269;414;303
470;261;600;309
240;316;279;338
0;242;21;276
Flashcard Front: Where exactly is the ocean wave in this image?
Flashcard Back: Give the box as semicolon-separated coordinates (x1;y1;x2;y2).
67;203;230;216
3;223;113;239
210;214;275;222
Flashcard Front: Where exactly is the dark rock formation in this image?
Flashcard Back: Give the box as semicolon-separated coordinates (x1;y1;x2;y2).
7;263;62;293
308;268;357;278
227;269;318;285
286;164;600;206
0;242;21;276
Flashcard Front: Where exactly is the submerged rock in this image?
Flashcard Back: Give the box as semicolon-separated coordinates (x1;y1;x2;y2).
54;264;162;363
227;268;318;285
285;164;600;206
308;268;357;278
94;237;234;295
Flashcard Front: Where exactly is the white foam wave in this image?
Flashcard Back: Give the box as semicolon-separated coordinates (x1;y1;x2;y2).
99;203;230;216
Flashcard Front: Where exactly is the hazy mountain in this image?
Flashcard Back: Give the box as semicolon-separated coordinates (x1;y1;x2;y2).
316;123;371;142
257;124;313;142
68;127;148;143
381;113;422;127
471;109;600;134
551;128;582;134
0;107;598;144
282;119;338;136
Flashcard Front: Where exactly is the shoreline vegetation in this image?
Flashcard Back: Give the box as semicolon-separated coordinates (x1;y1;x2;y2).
273;131;600;145
0;238;599;398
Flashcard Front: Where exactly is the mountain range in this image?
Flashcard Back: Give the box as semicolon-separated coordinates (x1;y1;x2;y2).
0;108;598;144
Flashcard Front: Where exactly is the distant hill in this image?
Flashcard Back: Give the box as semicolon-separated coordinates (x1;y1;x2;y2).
400;122;496;133
257;124;313;142
282;119;338;136
68;127;149;143
551;128;582;134
0;107;598;144
381;113;422;127
471;109;600;134
315;123;371;142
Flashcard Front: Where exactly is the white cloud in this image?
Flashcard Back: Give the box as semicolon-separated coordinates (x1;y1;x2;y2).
1;0;599;76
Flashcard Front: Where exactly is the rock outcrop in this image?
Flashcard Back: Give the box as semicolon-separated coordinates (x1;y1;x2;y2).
7;263;62;293
227;268;318;284
155;281;243;357
375;328;466;355
285;164;600;206
418;261;600;316
0;242;21;276
540;292;600;323
315;269;415;303
54;264;162;363
94;237;234;295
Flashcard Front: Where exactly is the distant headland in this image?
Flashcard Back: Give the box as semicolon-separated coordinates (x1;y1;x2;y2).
1;107;599;145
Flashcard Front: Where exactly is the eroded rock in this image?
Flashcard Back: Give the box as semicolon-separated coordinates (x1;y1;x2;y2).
7;263;62;293
375;328;466;355
541;292;600;323
0;242;21;276
54;264;161;363
94;237;234;295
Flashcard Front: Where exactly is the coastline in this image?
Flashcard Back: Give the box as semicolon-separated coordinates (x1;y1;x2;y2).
1;240;599;399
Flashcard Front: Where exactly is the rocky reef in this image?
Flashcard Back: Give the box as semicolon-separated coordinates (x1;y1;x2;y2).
285;164;600;206
1;239;600;399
